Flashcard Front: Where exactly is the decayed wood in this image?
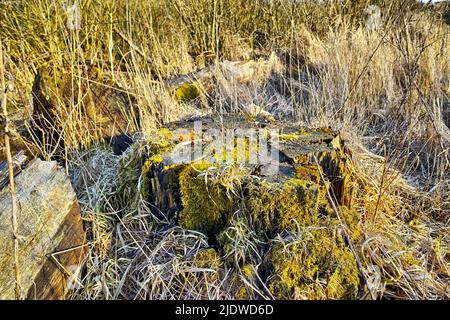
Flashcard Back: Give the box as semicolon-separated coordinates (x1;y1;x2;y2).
146;115;352;218
0;150;28;190
30;69;139;161
163;53;280;89
0;159;85;300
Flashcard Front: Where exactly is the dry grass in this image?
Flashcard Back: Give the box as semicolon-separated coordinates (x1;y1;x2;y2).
0;0;449;299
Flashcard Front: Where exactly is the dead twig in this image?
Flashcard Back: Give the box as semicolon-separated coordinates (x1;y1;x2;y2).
0;39;22;299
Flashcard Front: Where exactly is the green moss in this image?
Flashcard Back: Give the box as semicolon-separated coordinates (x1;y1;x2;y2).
138;129;177;199
265;228;360;300
235;287;249;299
295;164;321;182
228;273;249;299
279;131;306;142
145;128;175;155
149;154;164;164
339;206;361;242
193;248;222;269
279;127;336;143
159;127;173;138
187;248;222;284
212;137;259;164
227;264;256;300
245;160;361;299
242;264;254;278
178;162;234;235
140;156;166;198
246;166;330;235
174;82;200;103
136;124;364;300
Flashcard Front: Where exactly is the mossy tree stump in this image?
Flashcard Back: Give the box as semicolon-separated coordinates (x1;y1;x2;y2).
138;116;361;299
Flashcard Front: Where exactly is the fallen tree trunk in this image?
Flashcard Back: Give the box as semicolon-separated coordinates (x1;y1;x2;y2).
0;158;85;300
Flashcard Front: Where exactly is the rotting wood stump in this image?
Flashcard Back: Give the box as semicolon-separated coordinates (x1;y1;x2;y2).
133;115;361;299
0;158;85;300
143;116;354;224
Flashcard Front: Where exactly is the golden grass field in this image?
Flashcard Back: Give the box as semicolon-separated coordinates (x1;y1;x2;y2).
0;0;449;299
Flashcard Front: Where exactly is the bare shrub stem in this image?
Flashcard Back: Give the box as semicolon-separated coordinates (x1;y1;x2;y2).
0;39;22;300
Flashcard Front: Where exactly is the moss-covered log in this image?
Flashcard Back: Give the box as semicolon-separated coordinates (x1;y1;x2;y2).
144;120;354;226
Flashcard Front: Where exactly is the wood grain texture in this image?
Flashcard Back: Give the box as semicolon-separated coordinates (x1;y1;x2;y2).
0;159;85;299
0;150;28;190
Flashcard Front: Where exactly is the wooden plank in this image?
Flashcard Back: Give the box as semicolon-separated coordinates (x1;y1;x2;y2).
26;202;85;300
0;158;85;300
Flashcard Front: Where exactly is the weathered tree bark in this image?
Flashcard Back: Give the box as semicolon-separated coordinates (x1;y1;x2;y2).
0;159;85;300
0;150;28;190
